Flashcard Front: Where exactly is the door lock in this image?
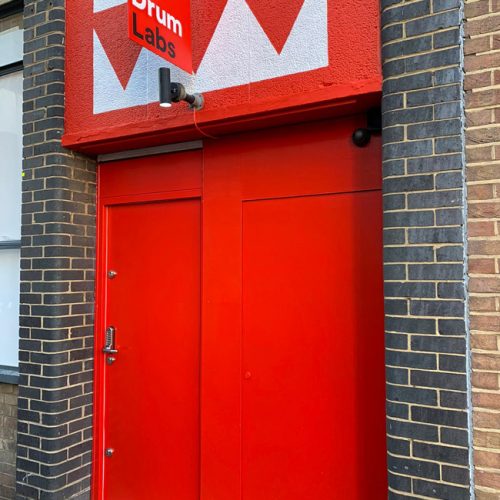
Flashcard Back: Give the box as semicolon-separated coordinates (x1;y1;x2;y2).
105;448;114;457
103;326;118;354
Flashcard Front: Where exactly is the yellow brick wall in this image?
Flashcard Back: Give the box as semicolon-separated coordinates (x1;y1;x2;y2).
0;384;17;500
465;0;500;497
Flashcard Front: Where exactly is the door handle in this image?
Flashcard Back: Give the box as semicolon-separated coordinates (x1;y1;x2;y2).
103;326;118;354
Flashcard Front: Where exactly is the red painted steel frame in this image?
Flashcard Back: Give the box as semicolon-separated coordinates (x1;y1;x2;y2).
93;115;387;499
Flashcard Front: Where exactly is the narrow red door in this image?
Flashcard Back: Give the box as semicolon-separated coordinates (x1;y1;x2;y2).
95;152;202;500
103;200;200;500
202;116;387;499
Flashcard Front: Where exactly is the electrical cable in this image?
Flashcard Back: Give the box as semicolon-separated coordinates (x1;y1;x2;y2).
193;106;218;140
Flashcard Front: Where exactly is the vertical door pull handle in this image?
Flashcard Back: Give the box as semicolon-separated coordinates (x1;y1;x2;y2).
103;326;118;354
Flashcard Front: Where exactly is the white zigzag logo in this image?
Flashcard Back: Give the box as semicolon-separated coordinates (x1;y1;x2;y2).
93;0;328;114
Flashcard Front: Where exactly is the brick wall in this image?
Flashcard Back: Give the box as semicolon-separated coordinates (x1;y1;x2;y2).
0;384;17;500
381;0;473;498
17;0;96;498
464;0;500;497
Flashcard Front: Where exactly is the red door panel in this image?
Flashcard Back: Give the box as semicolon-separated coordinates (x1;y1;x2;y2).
103;199;201;500
208;116;381;201
242;193;385;499
99;149;202;199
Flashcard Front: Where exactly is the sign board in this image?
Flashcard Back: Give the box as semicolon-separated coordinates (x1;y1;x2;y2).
128;0;192;73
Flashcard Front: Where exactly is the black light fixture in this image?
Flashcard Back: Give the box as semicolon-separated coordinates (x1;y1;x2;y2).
159;67;204;110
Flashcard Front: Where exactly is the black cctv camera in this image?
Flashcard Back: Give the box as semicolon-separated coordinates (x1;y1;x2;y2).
159;67;204;110
352;128;372;147
352;107;382;147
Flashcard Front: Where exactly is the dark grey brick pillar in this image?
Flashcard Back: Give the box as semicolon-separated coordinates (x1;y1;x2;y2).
17;1;96;498
381;1;472;498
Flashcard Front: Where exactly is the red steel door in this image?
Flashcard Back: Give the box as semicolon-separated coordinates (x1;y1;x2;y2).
202;116;386;499
94;116;386;499
95;152;203;500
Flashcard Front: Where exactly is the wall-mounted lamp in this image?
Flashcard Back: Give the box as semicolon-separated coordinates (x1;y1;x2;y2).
159;68;204;111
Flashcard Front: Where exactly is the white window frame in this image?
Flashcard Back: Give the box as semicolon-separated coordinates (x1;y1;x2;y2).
0;0;23;381
0;0;22;77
